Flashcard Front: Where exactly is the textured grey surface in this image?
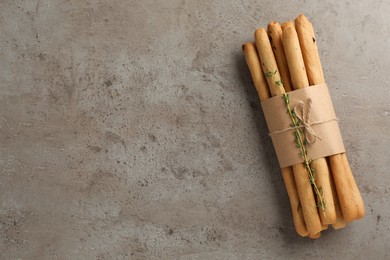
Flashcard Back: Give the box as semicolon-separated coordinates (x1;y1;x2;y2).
0;0;389;259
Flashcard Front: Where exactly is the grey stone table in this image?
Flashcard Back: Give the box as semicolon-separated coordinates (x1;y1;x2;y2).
1;1;389;259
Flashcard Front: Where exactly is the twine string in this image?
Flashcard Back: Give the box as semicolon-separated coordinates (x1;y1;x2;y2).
269;98;338;144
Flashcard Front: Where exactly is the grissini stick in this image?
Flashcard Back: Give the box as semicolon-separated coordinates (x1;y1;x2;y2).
243;42;309;237
329;154;365;222
255;28;322;235
295;15;324;85
254;28;284;96
267;22;328;233
268;22;293;92
256;29;326;235
267;22;329;233
295;14;365;222
283;22;336;225
281;167;309;237
283;23;336;225
295;14;346;227
242;43;270;101
311;159;337;225
342;154;365;220
282;25;323;235
328;160;348;229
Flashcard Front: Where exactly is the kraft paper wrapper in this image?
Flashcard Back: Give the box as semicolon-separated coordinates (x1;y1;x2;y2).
261;83;345;168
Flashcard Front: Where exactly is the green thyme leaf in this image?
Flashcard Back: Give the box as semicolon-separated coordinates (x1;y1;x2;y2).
275;79;283;86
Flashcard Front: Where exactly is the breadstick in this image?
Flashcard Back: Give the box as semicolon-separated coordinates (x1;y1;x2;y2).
342;154;365;219
295;14;365;222
282;25;324;235
242;43;271;100
308;232;321;239
329;161;347;229
310;159;336;225
267;22;327;234
243;42;309;236
283;22;337;225
295;14;324;85
329;154;365;222
268;22;293;92
282;26;309;89
263;24;329;235
254;28;284;96
281;167;309;236
281;21;294;31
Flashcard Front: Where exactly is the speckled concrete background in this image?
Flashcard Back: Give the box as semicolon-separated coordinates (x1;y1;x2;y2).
0;1;389;259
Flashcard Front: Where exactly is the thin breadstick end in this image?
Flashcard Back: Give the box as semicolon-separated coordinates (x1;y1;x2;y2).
295;14;325;85
292;163;322;234
281;167;309;237
281;21;295;30
293;15;339;227
311;158;337;225
268;21;279;29
243;42;271;101
282;26;309;89
332;221;347;230
298;12;368;221
283;26;324;229
267;22;293;92
254;28;285;96
245;39;308;236
331;213;348;229
268;21;279;30
308;232;321;239
329;154;358;222
341;153;365;219
329;162;348;229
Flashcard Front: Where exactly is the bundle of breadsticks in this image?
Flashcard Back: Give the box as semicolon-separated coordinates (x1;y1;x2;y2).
243;14;364;238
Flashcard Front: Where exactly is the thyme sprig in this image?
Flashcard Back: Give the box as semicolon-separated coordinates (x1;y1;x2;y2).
282;93;326;212
264;70;277;78
265;70;283;88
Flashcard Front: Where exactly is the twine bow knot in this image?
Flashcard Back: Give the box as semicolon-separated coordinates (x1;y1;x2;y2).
292;98;321;144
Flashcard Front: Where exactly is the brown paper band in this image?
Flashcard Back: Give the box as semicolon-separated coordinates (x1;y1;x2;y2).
260;83;345;168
